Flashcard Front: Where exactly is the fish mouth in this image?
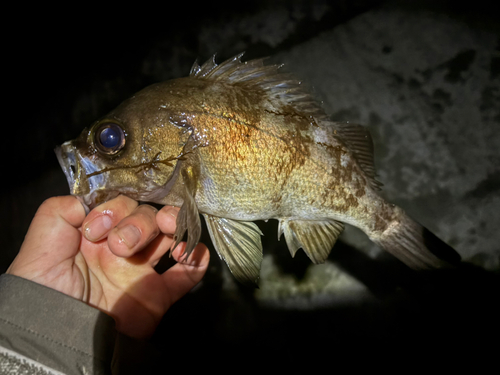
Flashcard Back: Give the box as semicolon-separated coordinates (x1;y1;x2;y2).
56;140;179;212
55;141;117;213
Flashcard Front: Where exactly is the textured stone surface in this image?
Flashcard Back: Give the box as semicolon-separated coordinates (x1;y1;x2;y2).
234;7;500;306
273;8;500;270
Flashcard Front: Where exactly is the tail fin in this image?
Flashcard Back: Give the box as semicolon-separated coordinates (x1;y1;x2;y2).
373;210;461;269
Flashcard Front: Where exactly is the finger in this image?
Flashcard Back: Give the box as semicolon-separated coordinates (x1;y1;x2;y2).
121;206;181;266
82;195;138;242
156;206;180;237
107;204;160;258
8;196;86;275
161;242;210;306
125;233;173;267
129;205;179;266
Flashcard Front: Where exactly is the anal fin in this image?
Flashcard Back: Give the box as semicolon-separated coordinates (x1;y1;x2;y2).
203;215;263;286
279;219;344;264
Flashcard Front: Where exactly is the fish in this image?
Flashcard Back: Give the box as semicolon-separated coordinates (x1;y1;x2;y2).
55;53;461;285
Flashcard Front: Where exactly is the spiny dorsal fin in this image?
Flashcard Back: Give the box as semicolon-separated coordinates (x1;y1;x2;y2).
190;52;328;120
190;53;382;191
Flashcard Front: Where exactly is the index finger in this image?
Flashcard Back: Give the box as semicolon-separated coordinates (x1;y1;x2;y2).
107;204;160;258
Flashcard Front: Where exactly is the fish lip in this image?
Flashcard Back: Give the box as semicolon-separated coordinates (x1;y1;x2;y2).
55;142;77;194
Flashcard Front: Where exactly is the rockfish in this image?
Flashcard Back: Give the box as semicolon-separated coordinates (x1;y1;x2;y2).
55;53;460;284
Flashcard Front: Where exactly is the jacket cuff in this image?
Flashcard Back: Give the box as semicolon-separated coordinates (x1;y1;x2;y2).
0;273;116;374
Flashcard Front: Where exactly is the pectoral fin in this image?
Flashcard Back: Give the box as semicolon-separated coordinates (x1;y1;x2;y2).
203;214;263;286
173;168;201;258
279;219;344;263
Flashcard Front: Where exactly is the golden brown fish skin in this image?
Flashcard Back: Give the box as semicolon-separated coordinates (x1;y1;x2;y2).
125;76;398;237
72;73;396;238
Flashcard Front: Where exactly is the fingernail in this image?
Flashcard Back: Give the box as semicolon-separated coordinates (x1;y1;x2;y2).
84;214;113;241
115;225;141;249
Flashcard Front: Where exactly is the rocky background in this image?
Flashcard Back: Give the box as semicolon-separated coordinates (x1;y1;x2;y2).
2;0;499;368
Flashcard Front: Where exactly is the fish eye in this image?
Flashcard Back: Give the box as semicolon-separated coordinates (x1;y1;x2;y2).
94;122;126;155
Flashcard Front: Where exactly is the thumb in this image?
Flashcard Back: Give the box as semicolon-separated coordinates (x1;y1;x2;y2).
8;196;86;276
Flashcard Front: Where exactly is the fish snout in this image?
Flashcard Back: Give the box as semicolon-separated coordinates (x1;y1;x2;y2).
55;141;121;212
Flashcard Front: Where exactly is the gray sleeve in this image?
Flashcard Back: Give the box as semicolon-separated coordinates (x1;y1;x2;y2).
0;273;117;375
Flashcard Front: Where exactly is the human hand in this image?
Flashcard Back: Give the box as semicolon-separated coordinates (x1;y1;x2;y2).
7;195;210;339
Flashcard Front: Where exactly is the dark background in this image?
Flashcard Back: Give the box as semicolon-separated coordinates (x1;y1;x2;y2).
2;0;499;368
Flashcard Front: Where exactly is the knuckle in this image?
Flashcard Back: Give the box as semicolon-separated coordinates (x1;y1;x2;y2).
96;195;138;215
39;196;77;212
137;204;159;216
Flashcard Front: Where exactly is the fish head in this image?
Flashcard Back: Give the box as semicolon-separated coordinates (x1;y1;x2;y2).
55;82;192;211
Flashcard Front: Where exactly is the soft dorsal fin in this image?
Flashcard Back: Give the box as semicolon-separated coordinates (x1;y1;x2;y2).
190;52;328;120
330;122;383;190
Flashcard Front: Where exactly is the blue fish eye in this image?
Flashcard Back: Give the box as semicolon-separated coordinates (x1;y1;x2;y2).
100;127;120;148
95;122;125;155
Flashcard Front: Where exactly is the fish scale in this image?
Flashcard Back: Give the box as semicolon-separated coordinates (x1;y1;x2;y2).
55;53;461;285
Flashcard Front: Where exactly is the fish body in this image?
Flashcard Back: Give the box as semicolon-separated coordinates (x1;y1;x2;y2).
56;53;460;284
